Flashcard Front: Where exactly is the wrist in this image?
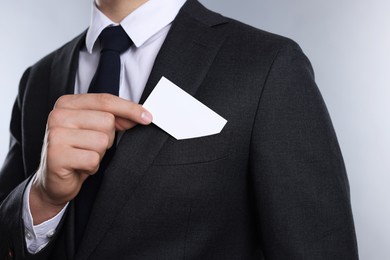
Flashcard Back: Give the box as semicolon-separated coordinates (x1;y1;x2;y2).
29;182;67;225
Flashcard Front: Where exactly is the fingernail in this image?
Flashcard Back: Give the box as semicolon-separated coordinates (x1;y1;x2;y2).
141;111;153;124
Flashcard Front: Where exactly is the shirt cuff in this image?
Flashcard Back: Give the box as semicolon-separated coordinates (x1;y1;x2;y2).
22;176;68;254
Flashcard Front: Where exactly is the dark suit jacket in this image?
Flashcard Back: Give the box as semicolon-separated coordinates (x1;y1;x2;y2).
0;0;358;259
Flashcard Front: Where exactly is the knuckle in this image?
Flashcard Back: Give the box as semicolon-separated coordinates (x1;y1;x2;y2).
48;109;64;126
103;112;115;128
54;95;72;108
97;94;114;110
85;152;100;173
46;127;64;143
96;132;110;150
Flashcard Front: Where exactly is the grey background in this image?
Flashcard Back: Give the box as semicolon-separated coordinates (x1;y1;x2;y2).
0;1;389;259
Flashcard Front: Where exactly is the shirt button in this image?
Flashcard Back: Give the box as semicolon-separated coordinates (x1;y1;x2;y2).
25;230;33;240
7;248;14;260
47;229;55;238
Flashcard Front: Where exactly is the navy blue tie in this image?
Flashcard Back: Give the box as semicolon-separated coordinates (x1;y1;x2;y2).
74;25;133;248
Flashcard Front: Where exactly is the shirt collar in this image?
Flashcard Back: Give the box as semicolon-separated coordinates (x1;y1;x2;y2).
85;0;186;53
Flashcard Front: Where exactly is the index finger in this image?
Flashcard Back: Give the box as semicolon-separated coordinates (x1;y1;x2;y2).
54;94;153;125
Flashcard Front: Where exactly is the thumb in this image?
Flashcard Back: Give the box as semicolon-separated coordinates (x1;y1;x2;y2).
115;110;153;131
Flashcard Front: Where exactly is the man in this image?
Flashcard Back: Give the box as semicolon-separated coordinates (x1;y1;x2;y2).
0;0;359;259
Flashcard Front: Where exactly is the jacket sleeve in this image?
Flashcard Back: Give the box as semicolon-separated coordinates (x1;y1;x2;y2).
249;41;359;259
0;69;58;260
0;68;30;203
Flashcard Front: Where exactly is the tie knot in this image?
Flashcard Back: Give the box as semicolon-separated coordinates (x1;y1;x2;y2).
99;25;133;54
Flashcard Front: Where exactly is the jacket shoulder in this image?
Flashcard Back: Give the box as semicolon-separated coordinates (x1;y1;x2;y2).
185;0;301;54
222;17;301;54
28;31;86;75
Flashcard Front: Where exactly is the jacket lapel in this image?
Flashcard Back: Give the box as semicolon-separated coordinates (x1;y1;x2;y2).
76;1;228;258
49;32;86;109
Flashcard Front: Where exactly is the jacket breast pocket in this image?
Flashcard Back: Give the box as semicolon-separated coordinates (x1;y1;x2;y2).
152;130;232;166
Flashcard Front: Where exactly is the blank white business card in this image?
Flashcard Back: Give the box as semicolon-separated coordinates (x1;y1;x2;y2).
143;77;227;140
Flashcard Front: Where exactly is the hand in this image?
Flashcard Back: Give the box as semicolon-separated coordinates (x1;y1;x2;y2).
29;94;153;224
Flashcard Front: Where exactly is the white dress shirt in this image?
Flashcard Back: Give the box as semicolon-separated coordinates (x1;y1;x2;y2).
23;0;186;253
